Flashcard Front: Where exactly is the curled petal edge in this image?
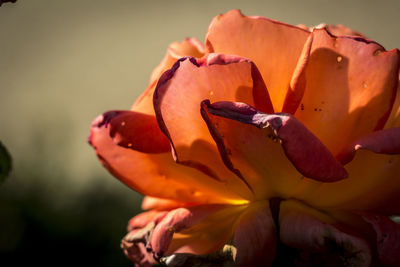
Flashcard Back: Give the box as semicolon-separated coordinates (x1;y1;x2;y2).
340;126;400;164
202;100;348;182
153;55;273;182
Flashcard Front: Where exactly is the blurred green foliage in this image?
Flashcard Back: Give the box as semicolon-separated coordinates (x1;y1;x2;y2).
0;175;142;266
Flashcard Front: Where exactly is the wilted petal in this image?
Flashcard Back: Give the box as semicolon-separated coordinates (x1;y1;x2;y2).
132;38;204;115
279;200;372;266
89;111;249;204
201;100;347;198
361;213;400;267
121;238;156;267
154;55;274;200
294;28;399;158
206;9;309;111
149;204;246;259
233;202;276;266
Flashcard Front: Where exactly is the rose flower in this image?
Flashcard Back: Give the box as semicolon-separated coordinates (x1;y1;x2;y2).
89;10;400;266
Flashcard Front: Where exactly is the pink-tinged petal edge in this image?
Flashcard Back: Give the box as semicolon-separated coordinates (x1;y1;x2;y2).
89;110;170;153
341;127;400;164
202;100;348;182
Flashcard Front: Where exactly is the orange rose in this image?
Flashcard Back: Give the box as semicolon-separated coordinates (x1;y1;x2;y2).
89;10;400;266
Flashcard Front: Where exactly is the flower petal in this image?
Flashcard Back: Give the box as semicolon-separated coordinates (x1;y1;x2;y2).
295;128;400;215
298;153;400;215
297;23;366;37
385;81;400;128
132;38;204;115
279;200;372;266
89;111;249;204
141;196;190;211
353;127;400;155
127;210;167;231
205;9;310;111
91;110;170;153
201;100;347;199
233;202;276;266
121;238;157;267
294;28;400;158
153;55;274;200
149;204;246;259
361;213;400;267
281;32;314;114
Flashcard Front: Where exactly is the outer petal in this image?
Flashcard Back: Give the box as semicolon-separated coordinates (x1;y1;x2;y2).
201;100;347;199
279;200;373;266
361;213;400;267
233;201;276;266
293;28;399;158
205;9;310;111
132;38;204;115
93;110;170;153
149;204;246;259
141;196;190;211
296;127;400;215
89;111;249;204
153;55;273;200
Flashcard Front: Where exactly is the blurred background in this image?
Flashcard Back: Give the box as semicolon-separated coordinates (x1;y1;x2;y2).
0;0;399;266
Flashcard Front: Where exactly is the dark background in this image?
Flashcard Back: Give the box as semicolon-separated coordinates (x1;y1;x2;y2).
1;1;399;266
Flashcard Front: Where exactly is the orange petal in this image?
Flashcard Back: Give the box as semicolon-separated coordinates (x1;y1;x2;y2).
282;32;314;114
201;100;347;199
205;9;310;111
154;55;274;201
89;111;249;204
233;201;276;266
150;204;246;258
132;38;204;115
294;28;400;158
279;200;373;265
